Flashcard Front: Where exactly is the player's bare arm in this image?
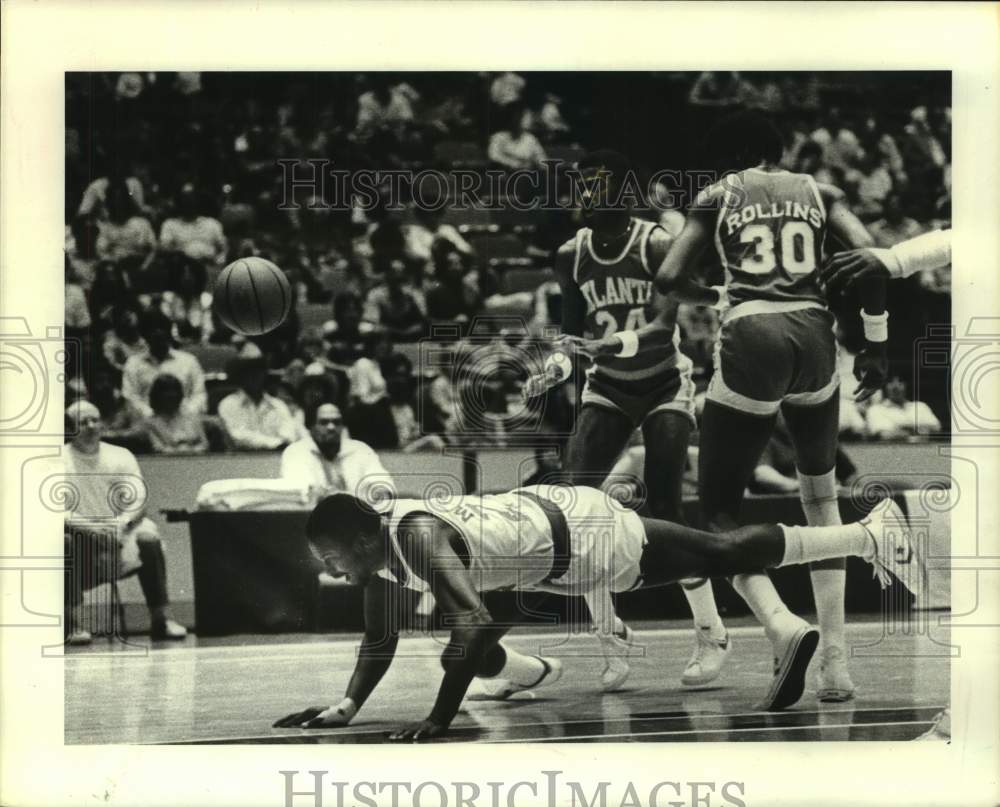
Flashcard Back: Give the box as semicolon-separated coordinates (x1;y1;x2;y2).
273;575;401;729
652;207;721;305
388;512;499;741
821;184;889;402
523;242;586;398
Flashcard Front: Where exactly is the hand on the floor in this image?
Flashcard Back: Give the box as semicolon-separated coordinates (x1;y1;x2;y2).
387;718;447;742
273;699;356;729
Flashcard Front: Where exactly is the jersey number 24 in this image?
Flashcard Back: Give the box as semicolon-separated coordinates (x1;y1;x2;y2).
595;306;648;338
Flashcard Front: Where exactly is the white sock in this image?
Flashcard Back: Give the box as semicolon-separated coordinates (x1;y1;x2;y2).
496;647;547;686
798;468;841;527
779;523;871;566
798;469;848;652
680;578;726;639
732;572;794;633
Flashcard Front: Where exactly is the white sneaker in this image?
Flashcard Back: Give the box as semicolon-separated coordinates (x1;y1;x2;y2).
597;625;637;692
815;644;856;702
859;498;923;597
681;627;732;687
467;656;563;701
760;617;820;711
916;708;950;741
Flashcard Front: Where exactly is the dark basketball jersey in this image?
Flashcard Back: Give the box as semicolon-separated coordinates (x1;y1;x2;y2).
703;168;827;307
569;219;684;390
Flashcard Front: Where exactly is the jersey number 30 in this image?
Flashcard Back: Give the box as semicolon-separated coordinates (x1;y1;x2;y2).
739;221;816;276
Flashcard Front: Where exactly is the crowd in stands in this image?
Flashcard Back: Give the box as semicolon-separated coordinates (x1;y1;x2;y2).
64;71;952;458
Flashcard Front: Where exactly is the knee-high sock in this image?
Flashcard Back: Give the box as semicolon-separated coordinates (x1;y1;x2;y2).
732;572;795;637
680;578;726;639
779;522;871;567
798;469;847;653
584;588;622;636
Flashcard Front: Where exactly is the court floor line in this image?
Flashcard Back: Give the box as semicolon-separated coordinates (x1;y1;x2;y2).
485;720;937;743
148;705;946;745
67;622;904;665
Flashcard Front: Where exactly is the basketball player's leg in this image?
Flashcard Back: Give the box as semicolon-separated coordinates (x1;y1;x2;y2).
632;501;916;709
464;592;563;699
643;408;729;685
563;402;640;687
782;392;854;701
701;316;817;707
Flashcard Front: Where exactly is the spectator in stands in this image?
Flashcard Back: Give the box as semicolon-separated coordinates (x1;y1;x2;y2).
280;401;395;508
77;161;145;221
866;377;942;439
425;240;481;323
89;260;137;336
344;357;397;450
847;149;893;221
355;76;419;142
159;184;228;278
218;350;304;450
145;373;209;454
363;257;428;341
404;207;474;271
122;312;208;418
687;71;742;107
63;401;187;644
102;307;148;372
383;352;445;452
490;71;526;109
88;365;147;448
324;291;376;366
488;106;547;172
161;253;211;344
524;91;571;142
790;139;837;186
867;193;925;248
66;216;101;290
95;179;157;273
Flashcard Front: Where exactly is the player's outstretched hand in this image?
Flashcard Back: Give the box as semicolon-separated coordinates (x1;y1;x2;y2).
852;343;889;402
387;718;447;742
557;334;616;360
273;701;355;729
821;248;891;295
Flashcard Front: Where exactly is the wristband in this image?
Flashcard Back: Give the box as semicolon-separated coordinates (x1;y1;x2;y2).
544;350;572;381
710;285;730;311
860;309;889;343
615;330;639;359
335;697;358;720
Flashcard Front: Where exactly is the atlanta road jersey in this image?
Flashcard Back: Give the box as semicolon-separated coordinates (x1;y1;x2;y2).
570;219;683;389
377;485;646;595
705;168;827;307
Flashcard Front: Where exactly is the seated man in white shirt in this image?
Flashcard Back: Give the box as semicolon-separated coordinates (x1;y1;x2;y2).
218;355;305;451
122;313;207;418
63;401;187;644
280;402;395;507
865;376;942;439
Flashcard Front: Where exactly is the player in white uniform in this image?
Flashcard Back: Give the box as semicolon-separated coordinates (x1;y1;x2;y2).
823;229;953;742
275;484;921;741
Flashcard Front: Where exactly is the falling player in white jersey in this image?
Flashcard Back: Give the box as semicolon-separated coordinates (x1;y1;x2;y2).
274;483;920;740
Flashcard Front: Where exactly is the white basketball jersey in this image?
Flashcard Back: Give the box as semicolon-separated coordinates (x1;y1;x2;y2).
377;485;646;595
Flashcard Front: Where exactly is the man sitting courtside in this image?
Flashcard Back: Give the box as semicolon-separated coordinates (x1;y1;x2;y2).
63;401;187;644
280;401;395;508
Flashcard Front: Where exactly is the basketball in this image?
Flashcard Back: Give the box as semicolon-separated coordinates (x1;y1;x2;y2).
212;257;292;336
